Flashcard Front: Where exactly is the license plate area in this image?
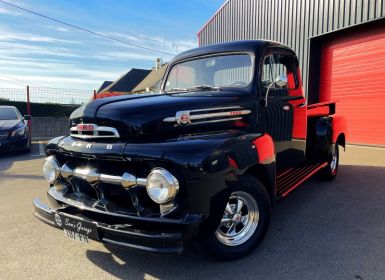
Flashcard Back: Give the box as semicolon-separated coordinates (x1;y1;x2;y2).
64;229;90;243
58;214;99;243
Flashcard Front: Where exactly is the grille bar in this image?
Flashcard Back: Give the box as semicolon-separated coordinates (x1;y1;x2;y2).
61;164;146;189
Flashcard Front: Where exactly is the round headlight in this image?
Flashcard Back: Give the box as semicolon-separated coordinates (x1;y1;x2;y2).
43;156;61;183
146;168;179;204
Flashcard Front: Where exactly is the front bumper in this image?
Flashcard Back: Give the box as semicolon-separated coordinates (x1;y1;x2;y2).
0;136;29;152
33;195;202;255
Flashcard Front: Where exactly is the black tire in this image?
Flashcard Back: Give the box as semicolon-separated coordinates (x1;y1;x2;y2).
318;144;339;181
200;175;271;261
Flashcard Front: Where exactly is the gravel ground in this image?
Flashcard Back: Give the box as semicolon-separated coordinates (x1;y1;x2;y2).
0;144;384;280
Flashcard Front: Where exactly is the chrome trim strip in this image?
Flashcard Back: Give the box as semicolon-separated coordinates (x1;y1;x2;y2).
60;164;146;188
70;125;120;139
163;107;251;124
190;106;243;112
188;117;243;125
189;110;251;120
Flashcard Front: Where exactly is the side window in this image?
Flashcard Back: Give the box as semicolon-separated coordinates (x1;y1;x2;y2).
261;53;297;96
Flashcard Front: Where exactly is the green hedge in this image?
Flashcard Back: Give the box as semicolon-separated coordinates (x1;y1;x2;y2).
0;100;80;117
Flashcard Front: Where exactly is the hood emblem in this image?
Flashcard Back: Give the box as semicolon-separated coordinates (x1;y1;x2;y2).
70;124;120;139
77;124;95;132
163;106;251;126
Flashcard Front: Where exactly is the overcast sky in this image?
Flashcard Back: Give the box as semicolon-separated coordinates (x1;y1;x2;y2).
0;0;223;90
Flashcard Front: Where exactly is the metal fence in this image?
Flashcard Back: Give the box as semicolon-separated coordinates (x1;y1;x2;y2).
0;86;94;105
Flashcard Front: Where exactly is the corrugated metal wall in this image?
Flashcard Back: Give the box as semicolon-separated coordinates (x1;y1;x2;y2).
198;0;385;96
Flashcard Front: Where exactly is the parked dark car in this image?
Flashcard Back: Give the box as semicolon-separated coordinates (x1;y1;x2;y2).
0;106;31;153
33;40;347;260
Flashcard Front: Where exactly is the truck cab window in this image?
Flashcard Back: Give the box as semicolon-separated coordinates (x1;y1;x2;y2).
164;54;253;91
261;53;297;96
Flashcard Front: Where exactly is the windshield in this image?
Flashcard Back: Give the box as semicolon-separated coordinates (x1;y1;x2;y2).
164;53;254;92
0;107;19;120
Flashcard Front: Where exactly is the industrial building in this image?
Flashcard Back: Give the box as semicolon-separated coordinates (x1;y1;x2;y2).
198;0;385;146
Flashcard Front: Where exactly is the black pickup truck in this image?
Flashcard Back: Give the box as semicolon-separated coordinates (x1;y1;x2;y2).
34;40;347;260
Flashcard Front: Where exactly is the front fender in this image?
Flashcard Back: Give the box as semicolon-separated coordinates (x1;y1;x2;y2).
188;133;277;238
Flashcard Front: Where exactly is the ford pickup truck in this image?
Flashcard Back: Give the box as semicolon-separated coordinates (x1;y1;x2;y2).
33;40;347;260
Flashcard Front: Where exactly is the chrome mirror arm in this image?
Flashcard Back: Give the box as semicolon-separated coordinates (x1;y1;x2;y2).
264;81;276;107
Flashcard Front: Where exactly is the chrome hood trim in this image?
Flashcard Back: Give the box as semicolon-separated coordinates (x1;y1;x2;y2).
163;106;251;126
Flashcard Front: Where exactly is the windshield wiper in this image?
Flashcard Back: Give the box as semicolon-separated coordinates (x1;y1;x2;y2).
164;85;221;94
163;87;188;93
187;85;222;92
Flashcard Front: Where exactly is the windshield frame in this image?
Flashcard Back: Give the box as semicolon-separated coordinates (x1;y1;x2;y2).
0;107;21;121
161;51;255;93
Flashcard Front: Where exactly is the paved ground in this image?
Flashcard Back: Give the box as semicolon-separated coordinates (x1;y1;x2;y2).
0;144;384;280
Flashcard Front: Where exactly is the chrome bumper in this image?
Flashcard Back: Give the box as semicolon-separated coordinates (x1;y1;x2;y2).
33;198;186;254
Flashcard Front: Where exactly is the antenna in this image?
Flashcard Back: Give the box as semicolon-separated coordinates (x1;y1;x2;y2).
162;30;167;61
172;43;180;54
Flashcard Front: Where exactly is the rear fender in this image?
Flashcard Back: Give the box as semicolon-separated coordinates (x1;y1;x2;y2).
330;114;347;148
312;115;347;160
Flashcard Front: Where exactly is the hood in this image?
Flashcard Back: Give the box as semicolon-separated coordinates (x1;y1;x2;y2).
69;92;255;140
0;119;21;131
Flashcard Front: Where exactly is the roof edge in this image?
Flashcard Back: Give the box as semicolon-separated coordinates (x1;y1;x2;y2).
196;0;230;38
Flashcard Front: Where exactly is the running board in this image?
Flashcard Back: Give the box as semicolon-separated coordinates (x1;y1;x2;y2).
276;162;328;197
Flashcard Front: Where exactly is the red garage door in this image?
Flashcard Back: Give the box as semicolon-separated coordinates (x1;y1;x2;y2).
319;26;385;146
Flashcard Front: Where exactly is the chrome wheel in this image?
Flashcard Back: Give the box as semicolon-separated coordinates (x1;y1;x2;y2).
215;191;259;246
330;146;338;174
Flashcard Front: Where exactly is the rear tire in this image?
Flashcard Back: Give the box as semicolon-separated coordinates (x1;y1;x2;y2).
319;144;339;181
200;175;271;261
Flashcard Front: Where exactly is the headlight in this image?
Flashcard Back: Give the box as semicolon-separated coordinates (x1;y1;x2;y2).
43;156;61;183
146;168;179;204
11;126;25;137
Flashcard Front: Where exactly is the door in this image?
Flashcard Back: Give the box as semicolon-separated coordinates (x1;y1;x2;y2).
260;51;307;170
319;25;385;146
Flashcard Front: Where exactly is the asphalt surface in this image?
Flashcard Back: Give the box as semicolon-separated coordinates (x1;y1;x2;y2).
0;143;385;280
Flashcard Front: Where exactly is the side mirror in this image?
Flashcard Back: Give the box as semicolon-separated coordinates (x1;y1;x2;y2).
24;115;31;120
275;74;287;88
265;75;288;107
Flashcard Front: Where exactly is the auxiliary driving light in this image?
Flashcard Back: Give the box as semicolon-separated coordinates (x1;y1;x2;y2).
42;156;61;184
146;168;179;204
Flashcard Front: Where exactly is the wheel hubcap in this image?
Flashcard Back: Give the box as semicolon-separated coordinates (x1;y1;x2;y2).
215;191;259;246
330;147;337;173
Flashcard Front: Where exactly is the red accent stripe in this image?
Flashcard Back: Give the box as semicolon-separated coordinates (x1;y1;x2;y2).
307;100;337;108
307;106;330;117
228;156;238;169
252;134;275;164
280;162;327;197
277;167;294;179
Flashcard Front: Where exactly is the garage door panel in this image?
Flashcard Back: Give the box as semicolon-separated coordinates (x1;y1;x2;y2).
319;25;385;146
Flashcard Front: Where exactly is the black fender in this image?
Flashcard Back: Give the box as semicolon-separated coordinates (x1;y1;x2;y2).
307;115;347;161
314;117;333;156
195;133;276;238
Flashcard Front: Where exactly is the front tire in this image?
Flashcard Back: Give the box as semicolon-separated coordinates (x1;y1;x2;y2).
200;175;271;261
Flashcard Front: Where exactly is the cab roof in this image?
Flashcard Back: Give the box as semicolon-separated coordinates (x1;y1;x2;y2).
173;40;294;62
